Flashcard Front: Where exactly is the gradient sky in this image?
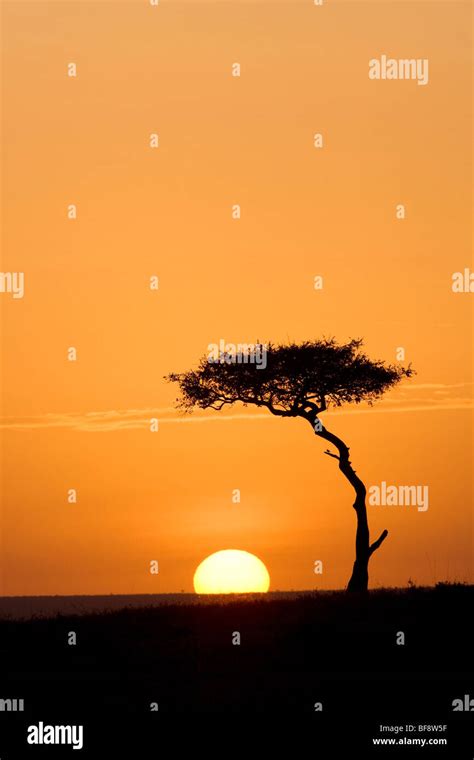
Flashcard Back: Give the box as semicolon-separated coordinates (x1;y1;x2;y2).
1;0;472;595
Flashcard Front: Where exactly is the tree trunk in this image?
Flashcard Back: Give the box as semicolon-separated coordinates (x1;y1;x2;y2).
305;413;388;592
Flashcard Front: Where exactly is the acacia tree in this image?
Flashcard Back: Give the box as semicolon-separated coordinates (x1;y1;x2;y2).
167;338;413;592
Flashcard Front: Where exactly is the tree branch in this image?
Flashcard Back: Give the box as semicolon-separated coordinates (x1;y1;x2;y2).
369;529;389;555
262;401;295;417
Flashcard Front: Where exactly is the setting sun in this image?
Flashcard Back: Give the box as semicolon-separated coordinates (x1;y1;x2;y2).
193;550;270;594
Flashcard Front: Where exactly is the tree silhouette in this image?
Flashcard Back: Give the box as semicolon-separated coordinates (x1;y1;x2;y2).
167;338;413;592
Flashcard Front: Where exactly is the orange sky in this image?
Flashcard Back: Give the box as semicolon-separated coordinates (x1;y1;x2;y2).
1;0;472;595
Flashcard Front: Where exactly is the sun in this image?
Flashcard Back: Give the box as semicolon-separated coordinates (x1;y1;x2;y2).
193;549;270;594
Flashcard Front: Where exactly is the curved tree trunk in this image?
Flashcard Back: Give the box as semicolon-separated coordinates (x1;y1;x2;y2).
304;413;388;592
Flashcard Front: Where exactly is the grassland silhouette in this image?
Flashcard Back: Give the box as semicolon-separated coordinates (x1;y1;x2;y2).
1;585;472;729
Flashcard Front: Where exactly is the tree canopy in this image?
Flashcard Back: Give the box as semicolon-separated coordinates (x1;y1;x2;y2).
166;338;413;417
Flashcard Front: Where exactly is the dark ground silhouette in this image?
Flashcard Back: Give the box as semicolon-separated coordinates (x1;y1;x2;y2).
0;585;472;754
